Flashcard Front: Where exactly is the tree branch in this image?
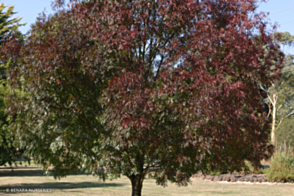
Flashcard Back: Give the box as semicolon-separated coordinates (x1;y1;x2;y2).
276;110;294;130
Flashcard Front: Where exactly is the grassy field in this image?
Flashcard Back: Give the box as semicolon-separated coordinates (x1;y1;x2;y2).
0;166;294;196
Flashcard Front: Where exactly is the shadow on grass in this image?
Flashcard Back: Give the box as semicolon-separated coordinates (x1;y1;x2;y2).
0;181;125;190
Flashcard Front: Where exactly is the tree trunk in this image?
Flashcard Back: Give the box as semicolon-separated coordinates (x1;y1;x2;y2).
129;174;144;196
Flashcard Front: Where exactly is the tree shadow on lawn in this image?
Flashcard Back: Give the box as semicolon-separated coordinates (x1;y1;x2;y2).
0;181;125;191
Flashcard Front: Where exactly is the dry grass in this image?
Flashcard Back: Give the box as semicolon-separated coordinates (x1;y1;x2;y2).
260;159;271;166
0;166;294;196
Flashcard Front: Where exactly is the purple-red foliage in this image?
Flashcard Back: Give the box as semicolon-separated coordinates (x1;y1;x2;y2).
2;0;284;195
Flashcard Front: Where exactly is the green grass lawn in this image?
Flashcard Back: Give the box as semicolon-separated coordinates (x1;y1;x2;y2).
0;166;293;196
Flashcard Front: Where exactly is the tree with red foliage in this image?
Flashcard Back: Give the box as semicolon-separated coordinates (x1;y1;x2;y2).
2;0;283;195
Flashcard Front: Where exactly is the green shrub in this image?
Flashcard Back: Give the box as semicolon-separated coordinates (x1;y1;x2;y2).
265;145;294;182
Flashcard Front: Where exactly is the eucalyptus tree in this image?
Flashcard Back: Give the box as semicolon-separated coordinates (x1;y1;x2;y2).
259;32;294;145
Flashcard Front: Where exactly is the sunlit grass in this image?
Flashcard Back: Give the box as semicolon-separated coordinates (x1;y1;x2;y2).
1;167;294;196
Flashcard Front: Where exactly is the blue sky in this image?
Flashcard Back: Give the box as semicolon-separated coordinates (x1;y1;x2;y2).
5;0;294;39
257;0;294;35
5;0;54;33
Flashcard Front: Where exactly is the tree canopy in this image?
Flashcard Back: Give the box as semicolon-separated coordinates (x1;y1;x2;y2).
0;3;26;166
2;0;283;195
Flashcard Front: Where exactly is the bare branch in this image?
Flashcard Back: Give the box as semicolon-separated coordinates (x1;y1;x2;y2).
276;110;294;130
277;104;283;111
267;94;274;105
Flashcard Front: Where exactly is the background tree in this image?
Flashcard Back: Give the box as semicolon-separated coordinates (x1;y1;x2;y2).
259;31;294;145
0;3;26;166
2;1;283;195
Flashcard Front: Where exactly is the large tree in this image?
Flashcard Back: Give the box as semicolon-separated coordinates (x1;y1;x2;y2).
0;3;26;166
2;0;283;195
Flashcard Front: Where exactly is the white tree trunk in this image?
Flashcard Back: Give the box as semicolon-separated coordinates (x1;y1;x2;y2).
271;92;277;145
